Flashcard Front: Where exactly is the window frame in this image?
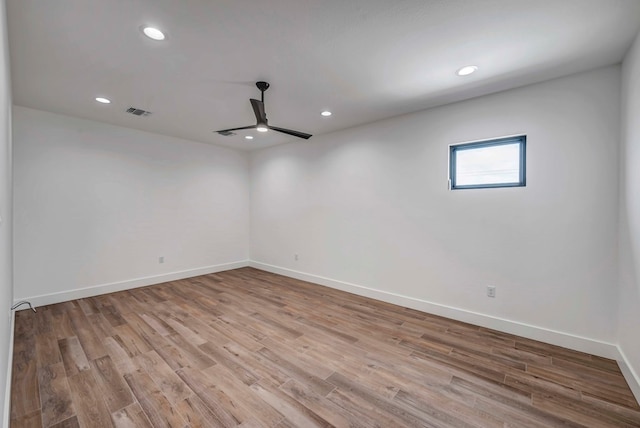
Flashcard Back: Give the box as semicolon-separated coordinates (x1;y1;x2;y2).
449;135;527;190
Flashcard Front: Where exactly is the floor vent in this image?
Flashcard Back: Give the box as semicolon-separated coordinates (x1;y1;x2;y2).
125;107;152;117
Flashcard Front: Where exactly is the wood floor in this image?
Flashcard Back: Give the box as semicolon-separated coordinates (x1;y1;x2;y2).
10;267;640;427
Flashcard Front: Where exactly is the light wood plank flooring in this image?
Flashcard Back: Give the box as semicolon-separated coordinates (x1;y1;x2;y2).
10;267;640;427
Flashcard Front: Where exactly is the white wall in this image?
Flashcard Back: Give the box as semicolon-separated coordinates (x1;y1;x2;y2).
251;66;621;355
0;0;12;424
13;107;250;305
619;30;640;398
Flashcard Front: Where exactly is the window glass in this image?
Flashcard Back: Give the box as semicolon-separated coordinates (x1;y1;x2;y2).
450;136;526;189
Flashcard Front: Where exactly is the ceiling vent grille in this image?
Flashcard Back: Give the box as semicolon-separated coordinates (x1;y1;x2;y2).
125;107;152;117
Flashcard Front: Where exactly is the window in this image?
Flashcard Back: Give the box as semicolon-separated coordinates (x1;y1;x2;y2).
449;135;526;190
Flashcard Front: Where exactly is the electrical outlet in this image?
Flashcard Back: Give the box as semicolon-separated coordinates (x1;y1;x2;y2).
294;254;299;261
159;256;165;264
487;286;496;298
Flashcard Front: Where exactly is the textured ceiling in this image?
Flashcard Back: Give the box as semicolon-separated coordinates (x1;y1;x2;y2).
7;0;640;150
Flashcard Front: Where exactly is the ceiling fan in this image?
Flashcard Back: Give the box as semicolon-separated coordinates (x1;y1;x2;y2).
216;81;312;140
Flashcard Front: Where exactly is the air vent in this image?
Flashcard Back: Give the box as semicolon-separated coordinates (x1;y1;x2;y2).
217;130;236;136
125;107;152;117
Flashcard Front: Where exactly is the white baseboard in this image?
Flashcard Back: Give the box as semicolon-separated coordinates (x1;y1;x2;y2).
3;310;15;428
15;260;250;308
618;347;640;404
249;261;620;360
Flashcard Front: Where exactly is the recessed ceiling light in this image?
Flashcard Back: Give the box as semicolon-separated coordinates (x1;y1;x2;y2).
456;65;478;76
142;26;165;41
245;135;254;140
321;110;332;117
95;97;111;104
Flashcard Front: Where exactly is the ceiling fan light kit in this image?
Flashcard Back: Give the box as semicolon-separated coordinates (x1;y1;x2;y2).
216;81;312;140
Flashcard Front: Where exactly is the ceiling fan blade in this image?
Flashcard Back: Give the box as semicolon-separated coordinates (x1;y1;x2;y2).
215;125;257;134
269;126;312;140
250;99;267;123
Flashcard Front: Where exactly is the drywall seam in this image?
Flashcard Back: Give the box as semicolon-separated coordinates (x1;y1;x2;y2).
17;260;249;308
618;346;640;404
3;310;14;427
250;261;620;360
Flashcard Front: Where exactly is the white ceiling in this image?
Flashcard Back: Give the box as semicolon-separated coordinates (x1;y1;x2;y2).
7;0;640;151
